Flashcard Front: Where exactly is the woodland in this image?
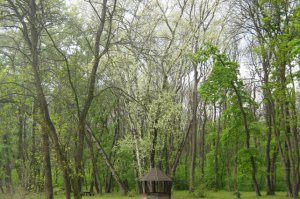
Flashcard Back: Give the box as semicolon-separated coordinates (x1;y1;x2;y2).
0;0;299;199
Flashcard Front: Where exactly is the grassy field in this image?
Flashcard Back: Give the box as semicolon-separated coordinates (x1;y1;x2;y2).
0;191;291;199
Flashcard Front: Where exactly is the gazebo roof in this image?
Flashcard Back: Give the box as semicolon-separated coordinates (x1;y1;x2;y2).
140;167;172;182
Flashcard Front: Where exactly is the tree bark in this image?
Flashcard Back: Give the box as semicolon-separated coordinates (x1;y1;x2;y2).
75;0;114;192
3;134;13;194
265;102;275;195
30;102;39;191
43;129;54;199
17;108;27;187
86;131;102;194
234;138;238;192
214;105;221;191
17;0;78;197
86;126;128;195
231;82;261;196
189;63;198;192
105;172;112;193
170;120;192;177
200;102;207;179
150;125;158;168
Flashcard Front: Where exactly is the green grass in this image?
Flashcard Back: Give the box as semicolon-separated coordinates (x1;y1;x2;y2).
0;191;291;199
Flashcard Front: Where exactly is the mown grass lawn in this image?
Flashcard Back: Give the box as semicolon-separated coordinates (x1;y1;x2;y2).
0;191;290;199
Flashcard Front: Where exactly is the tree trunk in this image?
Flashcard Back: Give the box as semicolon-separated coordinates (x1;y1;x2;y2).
94;171;102;194
43;129;54;199
8;0;78;198
86;126;128;195
103;120;119;193
271;150;278;192
86;131;102;194
190;63;198;192
200;102;207;179
105;172;112;193
170;121;192;177
0;184;4;194
76;122;85;193
214;106;221;191
30;102;38;191
150;126;158;168
17;108;26;187
261;62;293;197
231;82;261;196
234;135;238;192
272;102;293;197
265;103;275;195
3;134;13;194
131;128;142;176
225;143;231;192
285;105;298;198
75;0;112;193
289;73;300;198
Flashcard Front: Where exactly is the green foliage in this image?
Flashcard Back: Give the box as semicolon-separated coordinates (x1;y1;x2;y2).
236;149;252;174
249;121;267;140
198;44;240;103
204;150;217;189
190;43;219;63
127;190;137;197
147;91;181;131
0;0;299;195
191;182;206;198
289;6;300;56
173;164;189;190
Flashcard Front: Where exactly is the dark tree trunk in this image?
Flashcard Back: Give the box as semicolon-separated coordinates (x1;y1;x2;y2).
76;122;85;193
265;103;275;195
285;103;300;198
150;126;158;168
261;62;293;198
0;184;4;193
284;145;292;197
200;102;207;179
30;102;38;191
105;172;112;193
190;63;198;192
272;102;293;197
74;0;113;194
17;108;26;187
271;150;278;192
170;121;192;177
225;143;231;192
3;134;13;194
63;169;72;199
234;134;238;192
6;0;78;198
86;132;102;194
94;171;102;194
86;126;128;195
131;129;142;192
43;130;54;199
164;135;170;174
214;106;221;191
231;82;261;196
103;121;119;193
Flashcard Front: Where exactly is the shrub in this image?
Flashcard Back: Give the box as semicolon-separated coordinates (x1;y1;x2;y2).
127;190;136;197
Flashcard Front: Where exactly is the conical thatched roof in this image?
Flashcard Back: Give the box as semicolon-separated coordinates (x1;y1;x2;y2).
140;167;172;182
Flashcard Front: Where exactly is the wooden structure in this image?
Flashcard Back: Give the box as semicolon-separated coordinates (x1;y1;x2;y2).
139;168;172;199
81;191;94;196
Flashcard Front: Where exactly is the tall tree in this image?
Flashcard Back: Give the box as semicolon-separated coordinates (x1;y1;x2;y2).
199;45;262;196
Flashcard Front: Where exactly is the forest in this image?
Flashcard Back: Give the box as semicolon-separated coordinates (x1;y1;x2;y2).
0;0;299;199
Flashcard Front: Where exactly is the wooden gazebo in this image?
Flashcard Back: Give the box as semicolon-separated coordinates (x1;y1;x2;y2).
139;168;172;199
